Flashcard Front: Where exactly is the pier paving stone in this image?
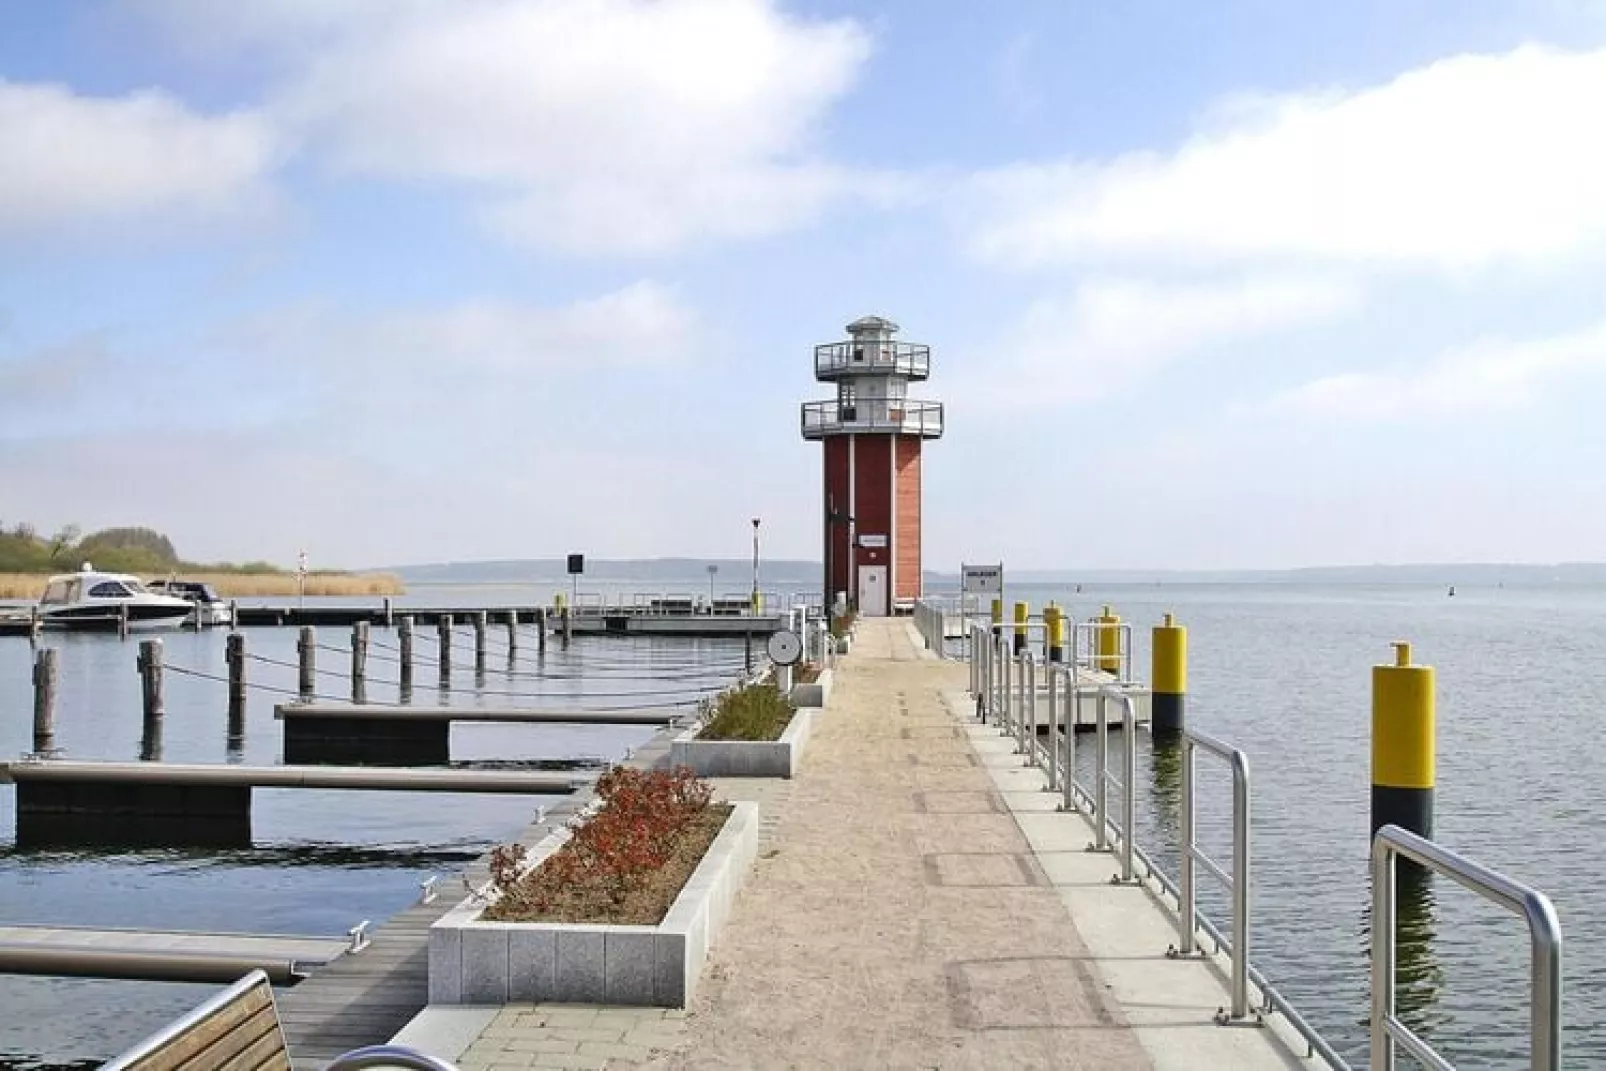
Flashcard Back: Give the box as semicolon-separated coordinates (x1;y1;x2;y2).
636;618;1149;1070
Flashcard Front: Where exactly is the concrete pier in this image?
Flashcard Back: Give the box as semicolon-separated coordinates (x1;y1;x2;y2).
398;619;1326;1070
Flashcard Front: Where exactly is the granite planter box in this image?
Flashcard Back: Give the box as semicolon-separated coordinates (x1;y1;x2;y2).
668;707;816;779
789;668;834;709
429;801;759;1008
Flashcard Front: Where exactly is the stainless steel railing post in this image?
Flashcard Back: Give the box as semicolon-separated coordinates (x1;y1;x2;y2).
1022;653;1037;764
1371;825;1562;1071
1119;692;1136;883
1231;748;1252;1019
1094;690;1109;851
1061;669;1079;813
1179;735;1196;956
1046;665;1059;791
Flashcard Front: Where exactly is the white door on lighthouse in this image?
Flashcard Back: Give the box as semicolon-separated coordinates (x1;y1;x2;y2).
859;566;889;617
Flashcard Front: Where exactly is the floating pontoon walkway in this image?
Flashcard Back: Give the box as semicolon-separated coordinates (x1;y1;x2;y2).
0;924;360;984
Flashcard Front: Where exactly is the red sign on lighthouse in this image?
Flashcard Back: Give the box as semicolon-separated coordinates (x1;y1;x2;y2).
801;316;943;617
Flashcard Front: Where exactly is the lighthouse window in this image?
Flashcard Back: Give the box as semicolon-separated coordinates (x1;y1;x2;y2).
852;346;864;362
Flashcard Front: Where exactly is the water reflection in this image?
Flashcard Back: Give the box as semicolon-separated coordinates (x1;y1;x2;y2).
1359;869;1450;1044
1148;736;1183;846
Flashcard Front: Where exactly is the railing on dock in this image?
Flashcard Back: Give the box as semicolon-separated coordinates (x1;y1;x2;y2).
965;626;1568;1069
1371;826;1562;1071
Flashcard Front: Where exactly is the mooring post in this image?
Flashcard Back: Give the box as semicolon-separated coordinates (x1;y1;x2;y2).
351;620;369;704
438;615;453;685
537;607;548;652
745;631;753;675
138;638;165;737
297;626;316;700
32;647;58;756
1151;613;1186;736
382;597;394;628
473;611;488;673
562;605;572;647
1372;641;1434;841
29;606;42;645
226;631;247;737
229;599;239;628
398;616;415;691
505;611;518;654
118;602;131;640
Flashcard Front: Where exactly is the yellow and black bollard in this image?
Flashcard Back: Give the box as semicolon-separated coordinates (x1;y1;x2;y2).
1096;604;1122;675
1013;601;1029;655
1371;641;1434;838
991;598;1004;642
1151;613;1186;736
1046;604;1067;663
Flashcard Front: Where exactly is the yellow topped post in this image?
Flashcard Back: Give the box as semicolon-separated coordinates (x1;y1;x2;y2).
1046;604;1067;663
991;597;1004;638
1013;601;1029;655
1096;604;1122;675
1151;612;1186;735
1371;641;1435;838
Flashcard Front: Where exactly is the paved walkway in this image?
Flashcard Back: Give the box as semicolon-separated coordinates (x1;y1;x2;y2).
435;618;1318;1071
638;617;1148;1070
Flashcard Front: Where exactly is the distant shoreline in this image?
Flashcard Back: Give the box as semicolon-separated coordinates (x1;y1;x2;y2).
0;571;405;600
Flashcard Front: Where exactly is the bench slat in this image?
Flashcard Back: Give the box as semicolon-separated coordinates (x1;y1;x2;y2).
118;976;287;1071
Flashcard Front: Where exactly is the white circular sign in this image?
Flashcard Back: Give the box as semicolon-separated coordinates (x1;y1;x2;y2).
766;629;802;666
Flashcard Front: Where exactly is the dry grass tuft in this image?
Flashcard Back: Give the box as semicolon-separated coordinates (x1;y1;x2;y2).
0;571;405;600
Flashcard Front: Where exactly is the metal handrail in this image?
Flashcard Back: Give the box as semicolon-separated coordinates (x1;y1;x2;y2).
1069;620;1134;681
799;399;945;439
1176;728;1254;1022
814;339;931;379
1372;825;1562;1071
327;1045;462;1070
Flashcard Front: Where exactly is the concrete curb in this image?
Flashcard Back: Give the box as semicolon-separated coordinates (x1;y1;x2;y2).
428;801;760;1008
668;708;816;779
788;668;834;708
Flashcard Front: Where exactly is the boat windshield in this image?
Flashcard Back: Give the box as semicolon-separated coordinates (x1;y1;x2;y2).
87;581;135;599
40;580;72;606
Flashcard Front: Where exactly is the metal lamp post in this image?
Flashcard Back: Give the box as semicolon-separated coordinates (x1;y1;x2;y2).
750;518;761;614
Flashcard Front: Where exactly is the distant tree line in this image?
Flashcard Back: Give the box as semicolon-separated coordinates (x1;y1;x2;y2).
0;522;286;576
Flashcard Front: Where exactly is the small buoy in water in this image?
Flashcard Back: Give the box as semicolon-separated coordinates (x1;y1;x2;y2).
1448;585;1456;597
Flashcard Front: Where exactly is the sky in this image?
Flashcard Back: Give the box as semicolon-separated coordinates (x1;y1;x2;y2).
5;1;1606;571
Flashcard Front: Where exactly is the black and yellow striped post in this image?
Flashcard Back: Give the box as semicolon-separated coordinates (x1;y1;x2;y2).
1151;613;1186;736
1046;604;1067;663
1013;601;1029;655
1096;604;1122;674
1371;641;1434;838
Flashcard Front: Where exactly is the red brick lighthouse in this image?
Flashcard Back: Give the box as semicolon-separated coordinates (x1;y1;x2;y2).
801;316;944;616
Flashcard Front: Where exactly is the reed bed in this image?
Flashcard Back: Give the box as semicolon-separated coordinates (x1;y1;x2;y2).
0;572;405;600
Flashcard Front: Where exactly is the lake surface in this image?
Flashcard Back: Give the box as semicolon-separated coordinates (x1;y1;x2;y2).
0;581;749;1069
944;580;1606;1069
3;578;1603;1067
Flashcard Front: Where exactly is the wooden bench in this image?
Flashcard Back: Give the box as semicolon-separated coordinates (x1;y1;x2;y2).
103;968;289;1071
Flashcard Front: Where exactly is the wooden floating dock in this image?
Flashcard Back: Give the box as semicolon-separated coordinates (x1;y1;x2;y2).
272;702;682;766
0;924;355;984
1;760;583;849
272;702;678;725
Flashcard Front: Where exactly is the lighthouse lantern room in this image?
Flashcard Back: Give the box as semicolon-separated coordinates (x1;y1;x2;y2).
801;315;943;617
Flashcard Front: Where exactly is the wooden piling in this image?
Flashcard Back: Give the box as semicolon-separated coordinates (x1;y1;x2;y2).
351;621;369;704
138;639;165;760
226;632;247;738
473;612;488;674
297;626;316;701
561;606;572;647
382;597;394;628
398;616;415;692
32;648;57;756
118;602;130;641
505;611;518;653
438;615;453;685
537;608;548;653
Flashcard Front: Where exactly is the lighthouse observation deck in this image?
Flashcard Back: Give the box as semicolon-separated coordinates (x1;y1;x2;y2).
800;399;944;439
813;340;931;381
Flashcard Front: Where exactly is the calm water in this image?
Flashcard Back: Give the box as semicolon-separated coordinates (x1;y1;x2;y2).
948;580;1606;1069
0;581;750;1069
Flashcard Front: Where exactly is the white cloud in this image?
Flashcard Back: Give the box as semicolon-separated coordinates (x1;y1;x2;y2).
970;45;1606;272
1267;319;1606;419
0;80;278;232
136;0;876;254
960;275;1357;407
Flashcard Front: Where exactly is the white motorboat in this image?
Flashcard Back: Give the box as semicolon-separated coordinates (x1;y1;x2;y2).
147;578;233;627
36;565;194;631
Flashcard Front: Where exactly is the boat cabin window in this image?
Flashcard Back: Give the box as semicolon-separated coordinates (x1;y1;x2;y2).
88;581;134;599
41;581;70;605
